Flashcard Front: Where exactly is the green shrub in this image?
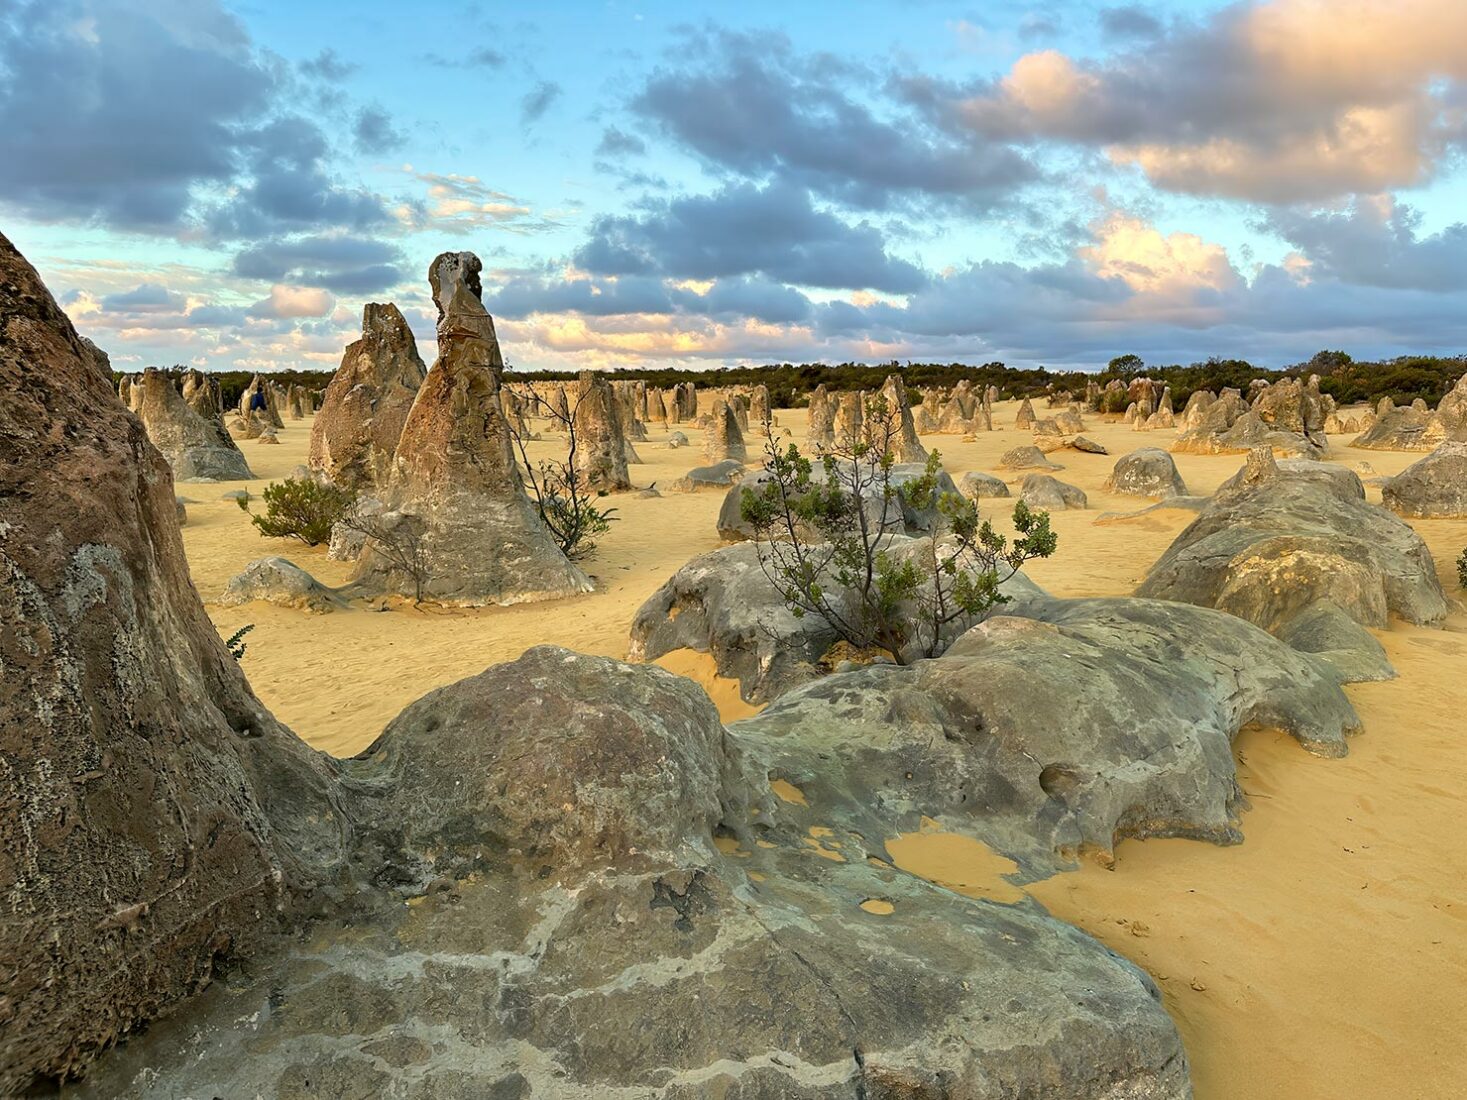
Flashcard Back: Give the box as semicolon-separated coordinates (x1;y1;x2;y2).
224;623;254;660
245;478;355;546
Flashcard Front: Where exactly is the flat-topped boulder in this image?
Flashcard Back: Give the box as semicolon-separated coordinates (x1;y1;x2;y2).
1019;473;1087;510
998;444;1061;470
733;594;1362;876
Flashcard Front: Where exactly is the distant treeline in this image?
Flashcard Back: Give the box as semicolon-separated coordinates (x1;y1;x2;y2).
125;350;1467;412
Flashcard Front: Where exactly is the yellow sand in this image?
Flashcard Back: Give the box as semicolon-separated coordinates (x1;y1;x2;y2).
886;816;1026;904
185;401;1467;1097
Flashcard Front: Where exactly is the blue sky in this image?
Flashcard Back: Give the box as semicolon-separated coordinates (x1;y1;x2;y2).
3;0;1466;373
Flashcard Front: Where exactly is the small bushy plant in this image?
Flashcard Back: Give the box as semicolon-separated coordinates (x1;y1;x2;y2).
245;478;355;546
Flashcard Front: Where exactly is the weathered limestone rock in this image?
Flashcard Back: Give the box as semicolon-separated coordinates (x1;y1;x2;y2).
806;383;835;450
1104;448;1188;499
703;398;748;463
998;444;1062;470
735;595;1362;876
1173;386;1323;458
573;371;634;492
667;430;688;448
75;644;1190;1100
1138;447;1447;677
219;557;343;612
669;459;746;493
748;383;771;425
833;389;865;447
1019;473;1088;510
869;374;927;463
180;368;222;420
131;367;254;480
1381;442;1467;517
0;232;347;1091
353;253;591;605
1015;395;1036;428
308;303;427;492
959;470;1012;501
1180;389;1215;429
1351;400;1432;450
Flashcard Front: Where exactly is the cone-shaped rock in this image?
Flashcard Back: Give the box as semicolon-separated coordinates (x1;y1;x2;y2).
132;367;253;480
704;397;748;463
354;252;590;604
574;371;633;491
309;303;427;492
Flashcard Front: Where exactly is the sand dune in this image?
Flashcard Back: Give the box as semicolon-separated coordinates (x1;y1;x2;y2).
187;402;1467;1099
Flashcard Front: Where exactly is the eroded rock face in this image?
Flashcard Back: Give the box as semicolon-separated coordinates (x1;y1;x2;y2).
1015;396;1036;428
0;232;347;1091
1019;473;1088;510
352;253;590;605
734;596;1362;876
6;234;1192;1099
806;383;835;450
573;371;633;492
308;303;427;492
959;470;1011;501
219;557;342;612
703;398;749;463
1105;449;1188;499
77;651;1188;1100
1382;442;1467;517
1138;447;1446;676
131;368;254;481
1351;402;1432;450
871;374;928;464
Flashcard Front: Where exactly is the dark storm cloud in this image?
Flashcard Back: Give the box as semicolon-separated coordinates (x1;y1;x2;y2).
630;28;1038;212
232;235;406;293
0;0;399;236
1261;199;1467;292
574;181;927;294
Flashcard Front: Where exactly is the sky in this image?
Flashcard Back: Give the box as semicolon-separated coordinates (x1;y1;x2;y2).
3;0;1466;374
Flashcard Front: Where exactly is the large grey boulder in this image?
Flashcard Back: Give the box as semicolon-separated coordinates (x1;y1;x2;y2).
1138;448;1446;677
959;469;1012;501
219;557;342;612
669;458;745;493
1019;473;1088;510
734;595;1362;876
998;444;1061;470
1104;448;1188;499
1351;399;1432;451
1381;442;1467;517
71;648;1190;1100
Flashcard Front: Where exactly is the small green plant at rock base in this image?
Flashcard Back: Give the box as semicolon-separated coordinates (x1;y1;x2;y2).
243;478;355;546
739;397;1058;664
224;623;254;660
1457;548;1467;588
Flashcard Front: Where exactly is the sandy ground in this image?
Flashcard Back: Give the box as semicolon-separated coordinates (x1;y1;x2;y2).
184;400;1467;1099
